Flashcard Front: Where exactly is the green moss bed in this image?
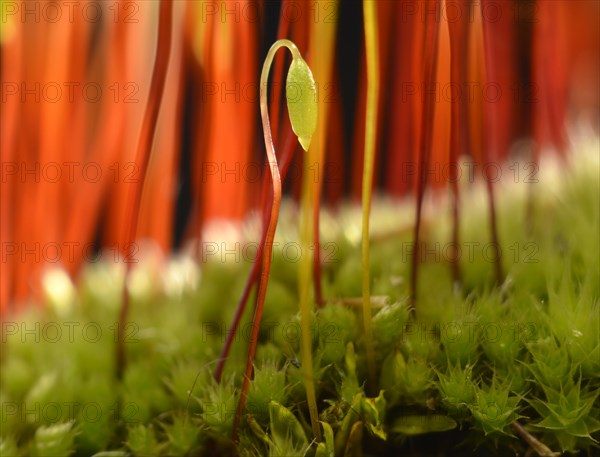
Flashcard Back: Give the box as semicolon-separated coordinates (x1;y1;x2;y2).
1;147;599;456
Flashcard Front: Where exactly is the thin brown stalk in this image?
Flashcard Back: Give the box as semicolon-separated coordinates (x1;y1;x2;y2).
214;122;297;382
447;1;472;288
480;0;504;285
232;41;287;443
116;0;173;380
510;422;559;457
410;0;441;308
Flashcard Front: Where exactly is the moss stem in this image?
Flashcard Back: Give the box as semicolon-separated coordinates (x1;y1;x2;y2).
361;0;379;392
232;39;323;443
116;0;173;381
510;422;559;457
480;0;504;285
410;0;441;309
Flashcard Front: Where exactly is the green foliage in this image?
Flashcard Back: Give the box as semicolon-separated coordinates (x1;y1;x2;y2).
371;300;410;352
338;343;361;401
529;378;600;452
527;336;573;390
1;150;598;455
268;401;310;457
125;424;163;457
469;377;522;436
161;414;201;456
436;362;476;415
0;436;20;457
315;421;335;457
247;361;288;425
32;421;76;457
359;390;387;440
317;304;358;365
194;376;238;436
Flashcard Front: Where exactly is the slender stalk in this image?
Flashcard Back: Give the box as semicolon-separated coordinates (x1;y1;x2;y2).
214;124;297;382
448;1;472;289
511;422;559;457
410;0;441;308
313;197;324;307
299;152;322;441
232;39;323;443
310;0;340;310
361;0;379;391
213;251;262;383
116;0;173;380
480;0;504;285
293;44;322;439
268;0;293;145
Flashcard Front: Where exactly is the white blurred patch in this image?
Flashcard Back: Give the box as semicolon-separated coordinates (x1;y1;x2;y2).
41;268;75;317
162;254;200;299
126;240;164;302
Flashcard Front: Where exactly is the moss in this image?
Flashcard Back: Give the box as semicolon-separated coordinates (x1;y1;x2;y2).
1;148;599;455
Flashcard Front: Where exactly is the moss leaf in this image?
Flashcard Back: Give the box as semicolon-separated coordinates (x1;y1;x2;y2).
268;401;308;456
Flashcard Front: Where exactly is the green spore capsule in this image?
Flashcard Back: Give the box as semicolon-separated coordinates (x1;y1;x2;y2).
286;56;317;152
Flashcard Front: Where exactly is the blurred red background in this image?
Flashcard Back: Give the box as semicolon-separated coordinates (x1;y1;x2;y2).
1;0;598;314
